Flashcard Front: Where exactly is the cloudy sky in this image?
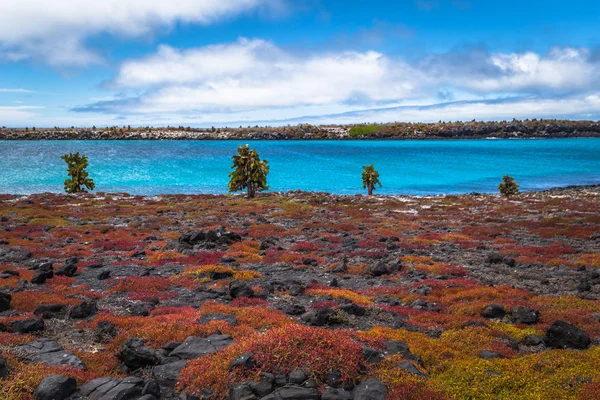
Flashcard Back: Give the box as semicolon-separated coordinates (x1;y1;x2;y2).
1;0;600;127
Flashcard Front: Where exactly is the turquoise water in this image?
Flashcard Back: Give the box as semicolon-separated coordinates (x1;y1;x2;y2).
0;139;599;195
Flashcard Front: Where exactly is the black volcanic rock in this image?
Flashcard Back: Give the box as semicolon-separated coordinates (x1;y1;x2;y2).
34;303;67;319
118;338;164;370
11;317;45;333
34;374;76;400
0;291;11;311
510;306;540;324
482;304;506;319
544;321;591;350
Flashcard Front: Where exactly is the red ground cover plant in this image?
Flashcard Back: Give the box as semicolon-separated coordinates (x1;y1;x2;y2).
178;324;365;399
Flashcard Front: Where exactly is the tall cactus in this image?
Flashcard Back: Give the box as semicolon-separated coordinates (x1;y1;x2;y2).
61;152;95;193
361;164;381;196
228;144;270;199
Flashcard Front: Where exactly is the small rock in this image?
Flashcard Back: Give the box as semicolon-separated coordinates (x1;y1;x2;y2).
479;349;503;359
55;263;77;277
97;270;111;280
368;261;389;276
229;383;257;400
118;338;164;370
11;317;45;333
289;369;307;384
69;301;98;319
397;361;428;378
510;306;540;324
503;257;516;267
95;321;118;342
0;291;11;311
34;303;67;319
338;303;365;316
487;253;503;264
34;374;77;400
522;335;544;346
281;303;306;316
353;378;388;400
577;281;592;292
198;313;238;326
230;352;255;370
322;387;352;400
0;355;8;378
482;304;506;319
229;281;254;298
170;334;234;360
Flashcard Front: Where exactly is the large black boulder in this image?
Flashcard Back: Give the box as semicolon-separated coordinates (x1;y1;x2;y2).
70;376;147;400
544;321;591;350
153;360;187;389
34;374;77;400
16;338;86;369
118;338;164;370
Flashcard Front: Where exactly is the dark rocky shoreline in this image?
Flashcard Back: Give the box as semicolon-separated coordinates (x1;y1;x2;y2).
2;120;600;140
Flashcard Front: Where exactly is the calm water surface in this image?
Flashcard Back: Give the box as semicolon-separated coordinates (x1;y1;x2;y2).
1;139;599;195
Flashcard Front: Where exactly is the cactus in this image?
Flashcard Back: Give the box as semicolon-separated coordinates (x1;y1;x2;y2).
498;175;519;198
228;144;269;199
361;164;381;196
61;152;95;193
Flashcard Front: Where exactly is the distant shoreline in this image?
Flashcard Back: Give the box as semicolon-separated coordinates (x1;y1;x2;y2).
2;119;600;140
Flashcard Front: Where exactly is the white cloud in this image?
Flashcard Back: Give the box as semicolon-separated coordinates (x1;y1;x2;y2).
106;38;424;113
474;48;597;92
0;0;279;66
289;95;600;125
0;106;43;125
89;40;600;120
0;88;35;93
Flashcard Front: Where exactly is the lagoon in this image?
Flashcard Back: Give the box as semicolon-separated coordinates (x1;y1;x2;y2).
1;139;599;195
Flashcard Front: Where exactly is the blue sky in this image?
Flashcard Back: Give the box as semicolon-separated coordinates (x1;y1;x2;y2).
1;0;600;127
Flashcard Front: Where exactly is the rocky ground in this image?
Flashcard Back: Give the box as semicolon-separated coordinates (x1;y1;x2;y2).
0;188;599;399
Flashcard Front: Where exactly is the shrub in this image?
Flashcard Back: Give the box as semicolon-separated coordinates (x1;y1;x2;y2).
61;152;95;193
498;175;519;198
362;164;382;196
228;144;269;199
349;124;381;137
178;324;365;399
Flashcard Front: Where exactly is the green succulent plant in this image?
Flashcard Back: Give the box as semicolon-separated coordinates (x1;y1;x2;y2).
228;144;269;199
498;174;519;198
61;152;95;193
361;163;381;196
